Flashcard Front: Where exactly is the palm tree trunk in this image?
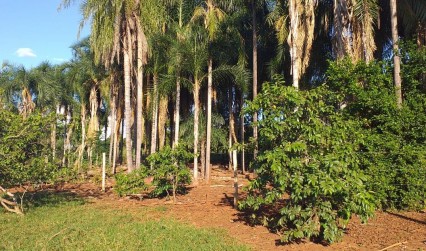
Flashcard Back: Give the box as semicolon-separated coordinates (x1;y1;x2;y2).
63;107;73;167
228;87;233;171
75;104;86;171
136;20;147;170
173;78;181;148
252;0;259;159
124;33;133;172
229;86;238;172
108;93;116;165
288;0;300;89
193;79;200;183
151;74;159;155
333;0;351;60
240;92;245;174
136;63;143;169
205;58;213;182
51;118;57;161
158;96;168;150
390;0;402;108
200;137;206;178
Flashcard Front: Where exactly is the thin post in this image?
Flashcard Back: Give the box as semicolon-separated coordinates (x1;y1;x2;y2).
233;149;238;208
102;152;106;192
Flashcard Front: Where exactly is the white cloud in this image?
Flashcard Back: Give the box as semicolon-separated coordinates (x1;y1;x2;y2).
16;48;37;58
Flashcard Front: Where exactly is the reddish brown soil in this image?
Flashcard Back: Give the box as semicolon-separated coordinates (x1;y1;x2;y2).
41;166;426;251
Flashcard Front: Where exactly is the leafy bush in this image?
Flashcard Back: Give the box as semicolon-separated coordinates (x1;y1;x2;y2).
0;110;57;188
114;167;149;197
147;145;193;202
240;76;375;243
326;57;426;210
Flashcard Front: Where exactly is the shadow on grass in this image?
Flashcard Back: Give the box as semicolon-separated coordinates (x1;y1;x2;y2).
19;190;85;211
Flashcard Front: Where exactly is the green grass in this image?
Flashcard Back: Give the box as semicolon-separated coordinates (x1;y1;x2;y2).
0;192;250;251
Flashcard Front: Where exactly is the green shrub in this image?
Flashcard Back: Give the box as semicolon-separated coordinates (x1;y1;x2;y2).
326;57;426;210
114;167;149;197
241;76;375;244
0;110;57;188
147;145;193;202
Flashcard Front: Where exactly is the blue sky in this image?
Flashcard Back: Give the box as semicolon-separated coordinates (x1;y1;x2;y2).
0;0;90;69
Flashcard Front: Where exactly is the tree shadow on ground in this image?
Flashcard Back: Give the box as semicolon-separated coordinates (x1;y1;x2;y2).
218;193;325;246
19;190;85;211
385;211;426;226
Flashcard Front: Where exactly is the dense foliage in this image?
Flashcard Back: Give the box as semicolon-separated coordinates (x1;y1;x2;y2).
114;167;149;197
0;110;57;188
327;56;426;210
241;53;426;243
241;76;375;243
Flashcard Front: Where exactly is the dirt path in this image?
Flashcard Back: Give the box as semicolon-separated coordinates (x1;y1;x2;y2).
56;166;426;251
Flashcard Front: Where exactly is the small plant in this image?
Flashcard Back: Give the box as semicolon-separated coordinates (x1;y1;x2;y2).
147;145;193;202
114;167;149;197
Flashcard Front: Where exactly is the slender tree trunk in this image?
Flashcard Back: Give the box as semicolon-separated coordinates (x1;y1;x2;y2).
173;78;181;148
124;32;133;172
205;58;213;182
136;20;147;170
136;58;143;169
289;0;300;89
193;79;200;183
229;86;238;172
75;104;86;171
228;87;233;171
158;96;168;150
390;0;402;108
51;119;56;161
151;74;159;155
63;107;73;167
240;92;245;174
112;117;121;174
108;93;116;165
200;137;206;178
252;0;259;159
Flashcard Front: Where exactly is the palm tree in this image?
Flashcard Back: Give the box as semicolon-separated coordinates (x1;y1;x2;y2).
62;0;149;172
191;0;228;182
331;0;379;62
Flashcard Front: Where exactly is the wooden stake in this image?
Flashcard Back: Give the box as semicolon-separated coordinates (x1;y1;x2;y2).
102;152;106;192
378;241;407;251
233;149;238;208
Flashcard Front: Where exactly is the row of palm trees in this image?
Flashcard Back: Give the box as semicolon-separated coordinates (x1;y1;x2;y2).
1;0;426;183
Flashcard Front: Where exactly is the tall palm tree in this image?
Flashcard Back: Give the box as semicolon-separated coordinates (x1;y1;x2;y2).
191;0;228;182
62;0;149;172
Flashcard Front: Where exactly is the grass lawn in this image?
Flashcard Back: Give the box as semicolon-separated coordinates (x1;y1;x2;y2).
0;192;250;251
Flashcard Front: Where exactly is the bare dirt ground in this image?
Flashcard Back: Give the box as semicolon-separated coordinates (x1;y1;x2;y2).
46;165;426;251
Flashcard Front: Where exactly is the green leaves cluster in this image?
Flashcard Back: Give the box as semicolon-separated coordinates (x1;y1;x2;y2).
241;49;426;243
241;77;375;243
147;145;193;200
0;110;57;188
326;55;426;210
115;145;193;201
114;167;149;197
